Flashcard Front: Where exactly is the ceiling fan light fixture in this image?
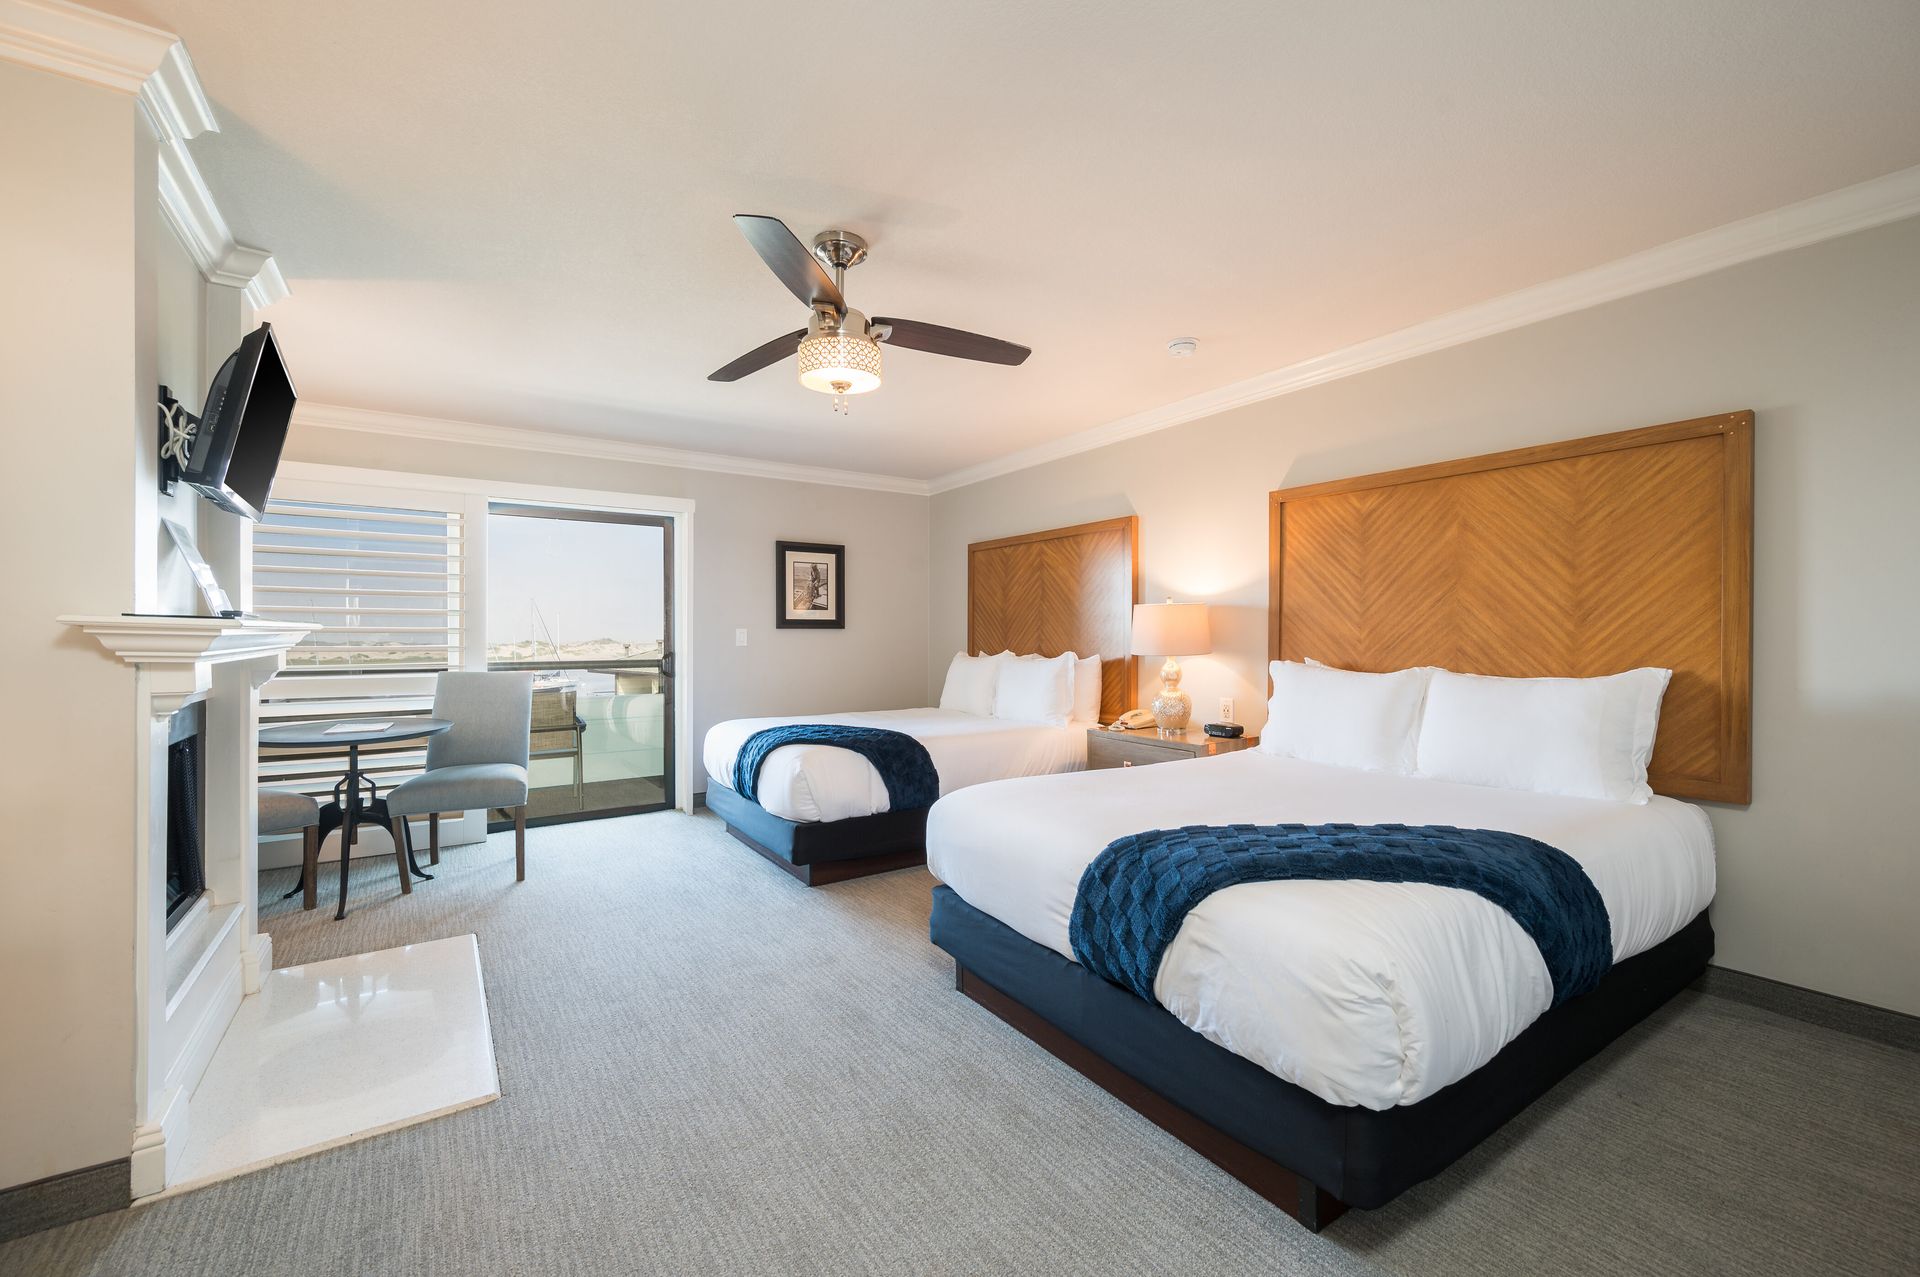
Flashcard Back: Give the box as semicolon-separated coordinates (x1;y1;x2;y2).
710;215;1028;391
797;325;883;397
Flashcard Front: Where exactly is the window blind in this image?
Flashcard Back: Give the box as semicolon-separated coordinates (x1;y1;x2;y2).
253;493;469;808
254;496;466;670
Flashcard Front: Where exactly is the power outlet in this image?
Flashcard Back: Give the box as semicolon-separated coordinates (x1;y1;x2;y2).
1218;698;1234;723
735;628;748;647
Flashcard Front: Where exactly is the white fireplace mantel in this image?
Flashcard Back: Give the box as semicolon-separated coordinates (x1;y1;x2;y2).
60;612;311;1197
61;613;313;668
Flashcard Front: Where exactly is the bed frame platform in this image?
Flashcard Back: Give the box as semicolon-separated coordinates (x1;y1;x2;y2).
707;781;927;886
955;963;1350;1231
932;885;1713;1232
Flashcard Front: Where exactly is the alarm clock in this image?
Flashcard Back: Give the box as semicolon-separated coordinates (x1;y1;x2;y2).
1202;722;1244;739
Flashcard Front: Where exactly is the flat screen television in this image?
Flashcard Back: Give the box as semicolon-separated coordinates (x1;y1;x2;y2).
179;322;297;521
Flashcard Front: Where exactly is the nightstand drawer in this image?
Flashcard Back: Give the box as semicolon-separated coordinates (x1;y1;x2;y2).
1088;732;1188;769
1087;726;1258;770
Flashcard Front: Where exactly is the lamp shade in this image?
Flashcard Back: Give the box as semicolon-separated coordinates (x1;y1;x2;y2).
1130;602;1211;657
797;330;883;395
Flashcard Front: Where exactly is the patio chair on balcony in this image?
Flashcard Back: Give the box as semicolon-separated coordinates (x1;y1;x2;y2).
530;684;588;800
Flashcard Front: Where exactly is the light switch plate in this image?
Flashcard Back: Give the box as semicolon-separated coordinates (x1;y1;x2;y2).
735;628;748;647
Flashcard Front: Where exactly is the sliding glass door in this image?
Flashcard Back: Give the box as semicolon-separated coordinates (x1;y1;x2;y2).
485;503;674;826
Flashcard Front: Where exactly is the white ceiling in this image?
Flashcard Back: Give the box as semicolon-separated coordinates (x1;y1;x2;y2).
103;0;1920;481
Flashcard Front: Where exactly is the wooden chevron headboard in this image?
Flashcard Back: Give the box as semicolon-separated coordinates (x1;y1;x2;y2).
968;516;1141;722
1269;412;1753;803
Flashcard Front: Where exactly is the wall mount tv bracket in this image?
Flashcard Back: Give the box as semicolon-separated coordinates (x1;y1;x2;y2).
157;385;198;494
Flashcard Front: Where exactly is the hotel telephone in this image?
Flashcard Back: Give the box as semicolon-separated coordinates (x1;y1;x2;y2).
1107;709;1159;731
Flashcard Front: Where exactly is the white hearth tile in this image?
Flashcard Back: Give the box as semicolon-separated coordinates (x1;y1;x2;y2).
164;934;498;1195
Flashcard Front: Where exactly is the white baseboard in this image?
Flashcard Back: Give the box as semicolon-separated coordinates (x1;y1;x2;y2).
142;924;245;1197
260;819;484;871
242;932;272;995
167;943;241;1095
258;830;400;871
131;1087;185;1200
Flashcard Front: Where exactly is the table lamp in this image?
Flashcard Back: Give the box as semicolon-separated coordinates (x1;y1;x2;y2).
1130;601;1211;732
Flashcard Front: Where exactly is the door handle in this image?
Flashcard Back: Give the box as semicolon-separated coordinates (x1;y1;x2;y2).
660;652;674;678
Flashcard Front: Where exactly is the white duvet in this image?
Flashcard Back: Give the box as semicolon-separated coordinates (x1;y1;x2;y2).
926;751;1714;1110
703;708;1089;823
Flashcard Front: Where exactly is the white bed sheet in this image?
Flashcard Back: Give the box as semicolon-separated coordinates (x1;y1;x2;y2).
703;708;1089;823
926;751;1714;1110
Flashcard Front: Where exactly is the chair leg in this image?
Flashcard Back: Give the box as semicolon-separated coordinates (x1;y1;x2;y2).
391;817;412;894
515;806;527;881
429;812;440;865
301;826;319;911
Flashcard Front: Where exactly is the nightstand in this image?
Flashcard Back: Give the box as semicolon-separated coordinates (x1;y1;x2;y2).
1087;725;1260;770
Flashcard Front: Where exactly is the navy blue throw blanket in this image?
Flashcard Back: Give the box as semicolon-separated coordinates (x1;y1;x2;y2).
1070;823;1611;1008
733;724;939;812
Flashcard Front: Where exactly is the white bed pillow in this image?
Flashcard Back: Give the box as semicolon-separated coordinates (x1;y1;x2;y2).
938;652;1000;717
993;652;1077;725
1415;667;1672;803
1072;654;1103;722
1258;660;1431;774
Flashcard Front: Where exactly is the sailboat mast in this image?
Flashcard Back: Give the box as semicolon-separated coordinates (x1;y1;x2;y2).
530;597;561;663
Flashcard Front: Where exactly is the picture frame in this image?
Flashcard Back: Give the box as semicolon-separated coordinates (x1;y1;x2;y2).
775;540;845;629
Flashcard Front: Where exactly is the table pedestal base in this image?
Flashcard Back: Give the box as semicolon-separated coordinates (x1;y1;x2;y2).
282;797;434;919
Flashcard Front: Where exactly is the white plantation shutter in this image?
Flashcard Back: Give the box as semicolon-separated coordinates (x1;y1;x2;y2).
252;484;485;840
257;674;443;805
255;495;466;670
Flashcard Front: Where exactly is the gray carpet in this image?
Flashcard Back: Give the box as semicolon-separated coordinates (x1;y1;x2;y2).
4;812;1915;1276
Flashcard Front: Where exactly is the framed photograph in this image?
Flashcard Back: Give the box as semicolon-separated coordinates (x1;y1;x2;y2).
776;541;845;629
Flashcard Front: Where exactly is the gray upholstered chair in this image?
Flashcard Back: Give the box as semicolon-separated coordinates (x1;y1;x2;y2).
385;672;536;882
259;787;324;911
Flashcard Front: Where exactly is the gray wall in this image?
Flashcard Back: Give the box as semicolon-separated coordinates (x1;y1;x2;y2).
278;427;932;799
930;215;1920;1016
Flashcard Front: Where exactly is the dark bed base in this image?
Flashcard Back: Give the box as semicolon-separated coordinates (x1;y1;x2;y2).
930;885;1713;1232
706;782;928;886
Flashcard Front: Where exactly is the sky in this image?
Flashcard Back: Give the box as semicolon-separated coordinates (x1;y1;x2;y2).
485;513;665;646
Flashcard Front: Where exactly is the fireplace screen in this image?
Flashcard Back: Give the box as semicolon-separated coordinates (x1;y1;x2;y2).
166;704;207;930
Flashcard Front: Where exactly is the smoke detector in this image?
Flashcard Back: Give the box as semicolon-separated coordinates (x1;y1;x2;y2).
1167;337;1199;358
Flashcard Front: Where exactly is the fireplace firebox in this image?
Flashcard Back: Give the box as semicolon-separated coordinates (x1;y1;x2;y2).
165;701;207;931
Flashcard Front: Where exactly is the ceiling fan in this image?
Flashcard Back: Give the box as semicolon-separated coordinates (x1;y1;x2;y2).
709;214;1031;413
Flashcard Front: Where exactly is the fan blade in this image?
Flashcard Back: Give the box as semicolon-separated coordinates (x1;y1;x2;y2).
871;318;1030;366
733;214;845;315
708;329;807;382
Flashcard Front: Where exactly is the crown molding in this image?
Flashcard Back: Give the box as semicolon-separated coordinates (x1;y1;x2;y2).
293;403;935;497
928;164;1920;494
216;246;289;310
0;0;175;94
157;138;290;309
0;3;288;308
0;2;212;139
139;38;214;140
